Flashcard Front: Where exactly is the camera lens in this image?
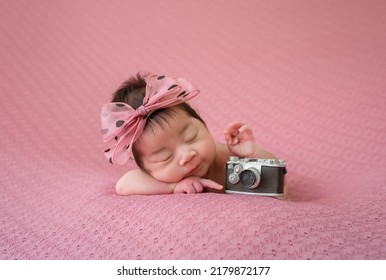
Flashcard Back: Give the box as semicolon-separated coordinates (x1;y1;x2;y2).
240;170;255;185
240;168;261;189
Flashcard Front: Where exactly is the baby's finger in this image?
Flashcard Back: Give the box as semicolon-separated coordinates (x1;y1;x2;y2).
228;122;244;132
237;124;255;141
238;124;251;133
199;178;223;190
192;181;204;193
224;121;241;133
184;184;196;194
224;132;233;145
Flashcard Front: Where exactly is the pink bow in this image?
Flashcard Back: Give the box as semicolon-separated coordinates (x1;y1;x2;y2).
101;74;200;165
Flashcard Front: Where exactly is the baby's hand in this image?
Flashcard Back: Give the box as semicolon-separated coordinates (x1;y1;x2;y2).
224;122;258;157
174;176;223;194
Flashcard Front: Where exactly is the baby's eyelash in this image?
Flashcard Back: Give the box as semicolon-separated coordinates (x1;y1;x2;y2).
160;154;173;162
186;132;198;143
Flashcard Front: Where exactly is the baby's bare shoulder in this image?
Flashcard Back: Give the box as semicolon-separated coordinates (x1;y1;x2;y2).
215;142;231;161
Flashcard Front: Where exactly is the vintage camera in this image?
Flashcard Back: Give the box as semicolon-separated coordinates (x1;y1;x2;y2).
225;156;287;197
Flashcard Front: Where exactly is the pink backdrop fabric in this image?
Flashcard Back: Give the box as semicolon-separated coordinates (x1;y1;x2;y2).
1;0;385;259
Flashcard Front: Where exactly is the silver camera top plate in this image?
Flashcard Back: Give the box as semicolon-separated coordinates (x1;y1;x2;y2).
228;156;286;168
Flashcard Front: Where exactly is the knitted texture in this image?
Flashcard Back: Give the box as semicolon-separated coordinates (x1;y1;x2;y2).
1;0;385;259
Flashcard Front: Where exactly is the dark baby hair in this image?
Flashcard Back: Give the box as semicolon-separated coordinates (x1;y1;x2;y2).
111;73;205;170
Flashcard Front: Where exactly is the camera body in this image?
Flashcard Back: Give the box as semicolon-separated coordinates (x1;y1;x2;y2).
225;156;287;197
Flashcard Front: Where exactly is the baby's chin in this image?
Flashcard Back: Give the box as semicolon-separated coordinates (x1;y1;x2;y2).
154;166;209;183
183;163;209;180
152;174;185;184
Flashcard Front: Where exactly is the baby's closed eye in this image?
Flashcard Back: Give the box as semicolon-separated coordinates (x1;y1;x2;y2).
185;130;198;143
161;154;173;162
149;149;174;163
155;153;173;163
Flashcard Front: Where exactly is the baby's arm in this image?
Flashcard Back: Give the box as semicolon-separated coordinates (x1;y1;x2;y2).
116;169;175;195
224;122;276;159
116;169;222;195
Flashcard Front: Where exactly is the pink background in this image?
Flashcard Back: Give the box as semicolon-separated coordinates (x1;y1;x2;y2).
1;0;385;259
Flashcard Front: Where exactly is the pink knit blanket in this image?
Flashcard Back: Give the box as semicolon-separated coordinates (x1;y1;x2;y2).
1;0;385;259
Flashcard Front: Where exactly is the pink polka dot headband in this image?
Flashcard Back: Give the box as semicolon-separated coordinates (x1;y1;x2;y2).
101;74;200;165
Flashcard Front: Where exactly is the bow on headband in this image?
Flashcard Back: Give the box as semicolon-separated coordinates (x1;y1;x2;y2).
101;74;200;165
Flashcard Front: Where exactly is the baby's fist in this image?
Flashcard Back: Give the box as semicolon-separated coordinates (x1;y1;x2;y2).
174;177;223;194
224;122;257;157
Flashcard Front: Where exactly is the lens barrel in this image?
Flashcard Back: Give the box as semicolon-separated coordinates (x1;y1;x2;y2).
240;168;261;189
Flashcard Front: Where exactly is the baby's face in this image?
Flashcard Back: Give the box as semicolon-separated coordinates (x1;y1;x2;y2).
135;108;216;183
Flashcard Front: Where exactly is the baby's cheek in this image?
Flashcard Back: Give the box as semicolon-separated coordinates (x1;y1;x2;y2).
201;141;216;160
151;166;183;183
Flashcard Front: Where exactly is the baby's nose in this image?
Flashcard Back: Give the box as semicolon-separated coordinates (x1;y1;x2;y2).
179;149;197;166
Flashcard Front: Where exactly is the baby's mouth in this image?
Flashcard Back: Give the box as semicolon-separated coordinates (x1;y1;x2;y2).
186;163;201;177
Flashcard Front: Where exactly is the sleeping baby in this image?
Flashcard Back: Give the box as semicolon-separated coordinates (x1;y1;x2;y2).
101;73;275;195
